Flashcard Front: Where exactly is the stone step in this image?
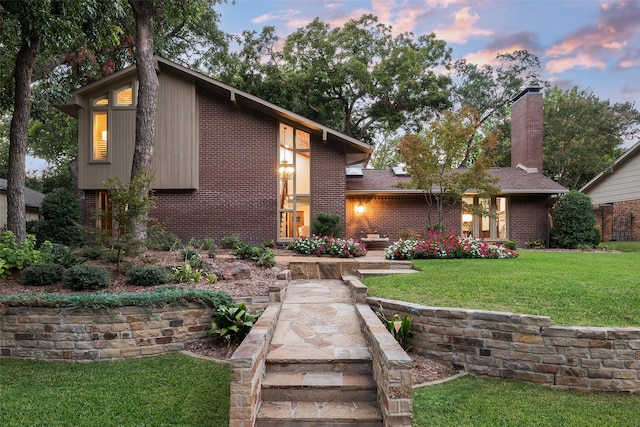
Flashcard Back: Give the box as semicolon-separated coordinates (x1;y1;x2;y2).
256;401;383;427
261;371;377;402
357;261;414;269
357;268;419;277
265;360;372;374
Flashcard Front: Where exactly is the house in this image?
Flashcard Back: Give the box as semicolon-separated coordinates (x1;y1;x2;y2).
346;88;568;246
60;57;372;245
0;178;45;229
62;59;566;246
580;141;640;241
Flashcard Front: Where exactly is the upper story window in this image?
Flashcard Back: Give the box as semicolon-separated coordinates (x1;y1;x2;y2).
89;82;136;162
115;85;133;106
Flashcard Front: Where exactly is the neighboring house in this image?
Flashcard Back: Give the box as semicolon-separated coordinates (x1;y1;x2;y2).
61;60;566;246
580;141;640;241
346;88;568;245
0;179;45;229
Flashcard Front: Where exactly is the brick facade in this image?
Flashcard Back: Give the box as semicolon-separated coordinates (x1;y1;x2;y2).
346;194;552;246
594;200;640;242
511;88;543;171
80;89;348;245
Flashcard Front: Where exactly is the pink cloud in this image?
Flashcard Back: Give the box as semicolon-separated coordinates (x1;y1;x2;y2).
545;1;640;72
435;6;493;43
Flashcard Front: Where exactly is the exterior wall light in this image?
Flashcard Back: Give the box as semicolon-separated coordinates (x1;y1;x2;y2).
355;203;365;215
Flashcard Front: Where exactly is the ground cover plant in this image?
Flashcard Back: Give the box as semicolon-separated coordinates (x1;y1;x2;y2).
414;375;640;427
364;250;640;327
0;353;230;427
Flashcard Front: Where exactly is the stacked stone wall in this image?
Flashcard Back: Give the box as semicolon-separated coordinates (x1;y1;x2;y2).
0;303;214;361
370;297;640;393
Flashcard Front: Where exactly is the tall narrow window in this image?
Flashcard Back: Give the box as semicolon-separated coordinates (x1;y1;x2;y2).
278;123;311;240
92;112;108;161
461;196;509;240
98;192;112;230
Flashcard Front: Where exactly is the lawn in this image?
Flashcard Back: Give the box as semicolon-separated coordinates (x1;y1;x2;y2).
414;375;640;427
0;353;230;427
363;250;640;327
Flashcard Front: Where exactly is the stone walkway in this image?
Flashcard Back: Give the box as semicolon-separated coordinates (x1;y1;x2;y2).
257;280;383;425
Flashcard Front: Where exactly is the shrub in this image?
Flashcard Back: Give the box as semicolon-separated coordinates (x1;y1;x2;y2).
232;242;258;260
209;303;261;344
311;212;343;237
257;247;276;267
551;191;597;249
22;263;66;286
171;263;203;283
28;188;81;246
0;232;46;277
63;265;110;290
180;247;202;268
503;240;517;250
147;227;183;251
126;266;170;286
79;245;104;260
220;234;242;249
384;232;518;260
40;243;85;268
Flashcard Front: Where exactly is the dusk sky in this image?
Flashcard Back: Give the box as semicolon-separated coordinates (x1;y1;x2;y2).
217;0;640;110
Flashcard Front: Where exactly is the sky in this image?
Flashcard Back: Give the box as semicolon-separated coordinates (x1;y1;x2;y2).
216;0;640;113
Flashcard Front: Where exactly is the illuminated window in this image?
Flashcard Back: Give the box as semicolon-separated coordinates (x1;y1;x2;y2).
461;196;509;240
92;112;108;161
278;123;311;240
115;86;133;106
94;95;109;106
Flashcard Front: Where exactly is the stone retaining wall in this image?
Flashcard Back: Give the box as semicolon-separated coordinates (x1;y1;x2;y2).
0;303;214;361
370;297;640;394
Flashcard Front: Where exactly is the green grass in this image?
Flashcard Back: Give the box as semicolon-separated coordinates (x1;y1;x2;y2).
0;353;230;427
414;375;640;426
598;240;640;252
363;251;640;326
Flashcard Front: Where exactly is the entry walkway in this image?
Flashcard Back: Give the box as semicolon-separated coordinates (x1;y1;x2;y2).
256;280;383;426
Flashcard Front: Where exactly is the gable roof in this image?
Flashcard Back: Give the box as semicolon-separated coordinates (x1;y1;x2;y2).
347;167;568;195
61;57;373;164
0;179;45;209
580;140;640;193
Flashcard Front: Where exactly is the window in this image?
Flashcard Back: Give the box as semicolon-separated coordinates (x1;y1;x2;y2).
462;196;508;240
97;192;112;230
278;124;310;240
89;82;136;163
92;112;108;161
115;86;133;106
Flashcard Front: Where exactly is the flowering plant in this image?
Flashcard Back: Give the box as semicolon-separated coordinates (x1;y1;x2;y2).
289;235;367;258
385;232;518;260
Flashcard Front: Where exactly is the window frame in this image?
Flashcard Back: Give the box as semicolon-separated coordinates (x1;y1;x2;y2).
88;81;137;164
461;196;509;241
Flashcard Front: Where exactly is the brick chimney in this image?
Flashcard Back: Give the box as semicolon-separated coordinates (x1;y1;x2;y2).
511;87;543;171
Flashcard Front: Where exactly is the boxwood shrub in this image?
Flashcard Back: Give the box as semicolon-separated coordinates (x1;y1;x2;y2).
64;265;110;290
22;263;66;286
126;266;169;287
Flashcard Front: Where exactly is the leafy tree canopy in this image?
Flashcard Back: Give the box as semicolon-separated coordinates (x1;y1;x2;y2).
543;87;640;190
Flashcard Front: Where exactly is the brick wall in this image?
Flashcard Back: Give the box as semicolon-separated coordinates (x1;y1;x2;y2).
81;89;348;245
346;195;460;240
371;297;640;393
594;200;640;242
346;194;551;245
509;194;551;245
0;303;214;361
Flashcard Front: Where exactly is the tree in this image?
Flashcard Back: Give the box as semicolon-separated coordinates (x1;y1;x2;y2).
543;87;640;190
551;190;597;248
217;15;452;144
451;50;544;166
397;106;501;228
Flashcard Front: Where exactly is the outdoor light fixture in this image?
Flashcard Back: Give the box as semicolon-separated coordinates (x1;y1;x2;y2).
355;203;365;215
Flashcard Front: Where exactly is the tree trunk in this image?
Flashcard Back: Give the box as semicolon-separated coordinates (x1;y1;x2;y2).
128;0;159;241
8;34;40;242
